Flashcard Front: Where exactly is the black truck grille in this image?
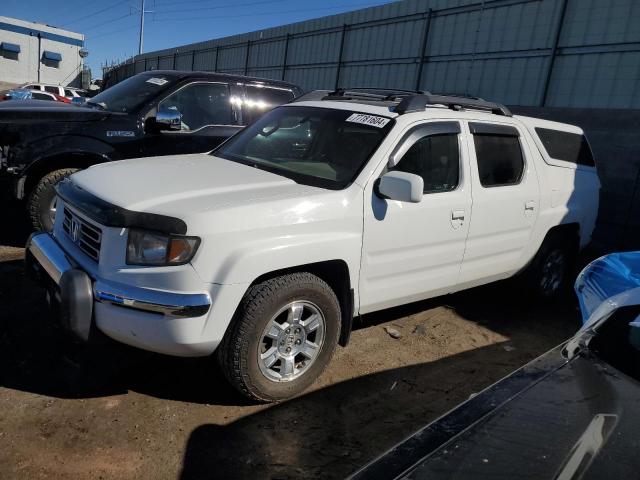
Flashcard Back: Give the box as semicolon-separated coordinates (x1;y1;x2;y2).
62;206;102;261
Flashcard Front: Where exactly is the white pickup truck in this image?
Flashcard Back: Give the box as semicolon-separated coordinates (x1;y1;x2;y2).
26;90;600;401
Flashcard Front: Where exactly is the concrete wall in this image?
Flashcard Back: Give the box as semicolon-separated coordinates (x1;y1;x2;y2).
512;107;640;252
0;16;84;87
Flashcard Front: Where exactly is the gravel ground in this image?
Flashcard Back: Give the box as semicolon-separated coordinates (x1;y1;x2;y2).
0;203;580;479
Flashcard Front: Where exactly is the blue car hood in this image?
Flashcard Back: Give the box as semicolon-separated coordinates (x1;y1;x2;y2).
575;251;640;323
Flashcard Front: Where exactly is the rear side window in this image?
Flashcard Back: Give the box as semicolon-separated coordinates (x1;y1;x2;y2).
64;89;74;97
394;134;460;193
32;92;53;101
44;86;58;94
471;123;524;187
243;86;294;125
535;127;595;166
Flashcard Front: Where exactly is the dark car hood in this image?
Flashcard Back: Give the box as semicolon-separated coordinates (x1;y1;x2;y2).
353;340;640;479
0;100;112;122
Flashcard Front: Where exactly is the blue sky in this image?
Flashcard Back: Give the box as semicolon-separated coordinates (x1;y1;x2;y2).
4;0;395;79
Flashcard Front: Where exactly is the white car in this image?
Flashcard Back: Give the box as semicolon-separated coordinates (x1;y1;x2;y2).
21;83;86;99
26;90;600;401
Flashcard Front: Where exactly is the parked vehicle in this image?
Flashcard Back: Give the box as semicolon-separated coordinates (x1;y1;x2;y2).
0;71;302;230
0;89;69;103
351;251;640;480
21;83;87;99
25;89;600;402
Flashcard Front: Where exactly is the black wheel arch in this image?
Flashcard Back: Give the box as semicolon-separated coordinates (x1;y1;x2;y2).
17;151;111;199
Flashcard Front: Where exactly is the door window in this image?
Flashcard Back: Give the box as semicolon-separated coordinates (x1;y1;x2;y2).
44;86;58;94
64;89;75;97
472;129;524;187
159;82;233;131
32;92;54;101
243;86;294;124
393;133;460;193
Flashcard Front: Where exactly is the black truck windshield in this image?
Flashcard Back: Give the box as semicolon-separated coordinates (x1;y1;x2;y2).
214;105;394;189
87;74;179;113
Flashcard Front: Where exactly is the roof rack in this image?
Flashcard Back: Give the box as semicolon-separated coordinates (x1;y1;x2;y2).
293;88;512;117
395;94;512;117
294;88;428;103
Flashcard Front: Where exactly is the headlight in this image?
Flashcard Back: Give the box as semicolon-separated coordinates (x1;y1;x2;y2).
126;229;200;266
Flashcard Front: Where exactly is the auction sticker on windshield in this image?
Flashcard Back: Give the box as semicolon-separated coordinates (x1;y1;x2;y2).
146;77;169;86
346;113;391;128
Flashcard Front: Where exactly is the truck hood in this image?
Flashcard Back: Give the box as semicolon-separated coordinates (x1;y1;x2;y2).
70;153;323;216
0;100;111;122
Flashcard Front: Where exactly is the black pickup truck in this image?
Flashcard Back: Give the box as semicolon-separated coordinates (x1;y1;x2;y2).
0;70;302;230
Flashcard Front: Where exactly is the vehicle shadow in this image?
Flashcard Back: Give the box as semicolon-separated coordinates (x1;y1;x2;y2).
177;341;554;480
0;197;31;247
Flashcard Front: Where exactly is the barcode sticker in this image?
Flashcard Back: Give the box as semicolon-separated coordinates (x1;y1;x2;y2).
146;77;169;86
345;113;391;128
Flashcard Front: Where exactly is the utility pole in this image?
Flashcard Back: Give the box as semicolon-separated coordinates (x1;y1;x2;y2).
138;0;145;55
134;0;153;55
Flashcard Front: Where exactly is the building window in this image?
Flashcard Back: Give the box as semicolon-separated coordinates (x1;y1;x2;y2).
42;50;62;68
1;42;20;60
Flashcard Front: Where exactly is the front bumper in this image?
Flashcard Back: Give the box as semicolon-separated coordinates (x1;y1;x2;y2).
26;232;214;355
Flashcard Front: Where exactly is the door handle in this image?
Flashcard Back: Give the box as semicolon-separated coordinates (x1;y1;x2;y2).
451;210;465;221
525;201;536;211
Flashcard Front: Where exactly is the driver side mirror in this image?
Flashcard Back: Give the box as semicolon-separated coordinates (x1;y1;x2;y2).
375;171;423;203
155;107;182;131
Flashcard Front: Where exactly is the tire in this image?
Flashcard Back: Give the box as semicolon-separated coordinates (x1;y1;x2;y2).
523;232;576;300
27;168;79;232
218;272;341;402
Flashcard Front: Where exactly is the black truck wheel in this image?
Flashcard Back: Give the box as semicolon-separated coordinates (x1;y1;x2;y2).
27;168;79;232
217;272;341;402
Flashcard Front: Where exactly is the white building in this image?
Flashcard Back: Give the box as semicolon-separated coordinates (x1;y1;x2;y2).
0;16;85;88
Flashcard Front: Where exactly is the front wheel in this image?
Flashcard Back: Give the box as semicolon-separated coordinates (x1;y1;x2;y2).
27;168;80;232
218;272;341;402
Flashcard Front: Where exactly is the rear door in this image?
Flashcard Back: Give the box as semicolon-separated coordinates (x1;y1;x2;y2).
143;81;243;156
457;121;540;287
359;121;472;314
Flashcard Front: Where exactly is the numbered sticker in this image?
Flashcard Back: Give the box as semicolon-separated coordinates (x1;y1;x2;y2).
345;113;391;128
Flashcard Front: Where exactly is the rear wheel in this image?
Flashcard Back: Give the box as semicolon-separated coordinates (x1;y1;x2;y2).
523;232;576;300
27;168;79;232
218;272;341;402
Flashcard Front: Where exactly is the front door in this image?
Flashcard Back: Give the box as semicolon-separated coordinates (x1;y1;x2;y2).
359;121;472;314
144;81;242;156
457;121;540;287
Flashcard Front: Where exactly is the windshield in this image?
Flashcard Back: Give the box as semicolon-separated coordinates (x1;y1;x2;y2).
214;105;394;189
87;73;179;113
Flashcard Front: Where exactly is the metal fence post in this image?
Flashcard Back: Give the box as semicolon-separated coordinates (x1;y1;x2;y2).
281;33;290;80
214;46;219;72
335;24;348;90
541;0;569;106
244;40;252;75
191;50;196;71
173;51;177;70
415;9;433;91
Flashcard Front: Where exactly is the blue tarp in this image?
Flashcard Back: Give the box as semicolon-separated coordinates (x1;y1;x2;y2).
575;251;640;323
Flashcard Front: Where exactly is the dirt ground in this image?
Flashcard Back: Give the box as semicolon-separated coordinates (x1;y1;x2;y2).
0;203;581;479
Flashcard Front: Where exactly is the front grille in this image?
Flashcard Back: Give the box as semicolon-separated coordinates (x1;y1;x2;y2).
62;206;102;261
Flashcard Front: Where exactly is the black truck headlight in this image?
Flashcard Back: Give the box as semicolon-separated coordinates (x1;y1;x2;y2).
126;229;200;266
